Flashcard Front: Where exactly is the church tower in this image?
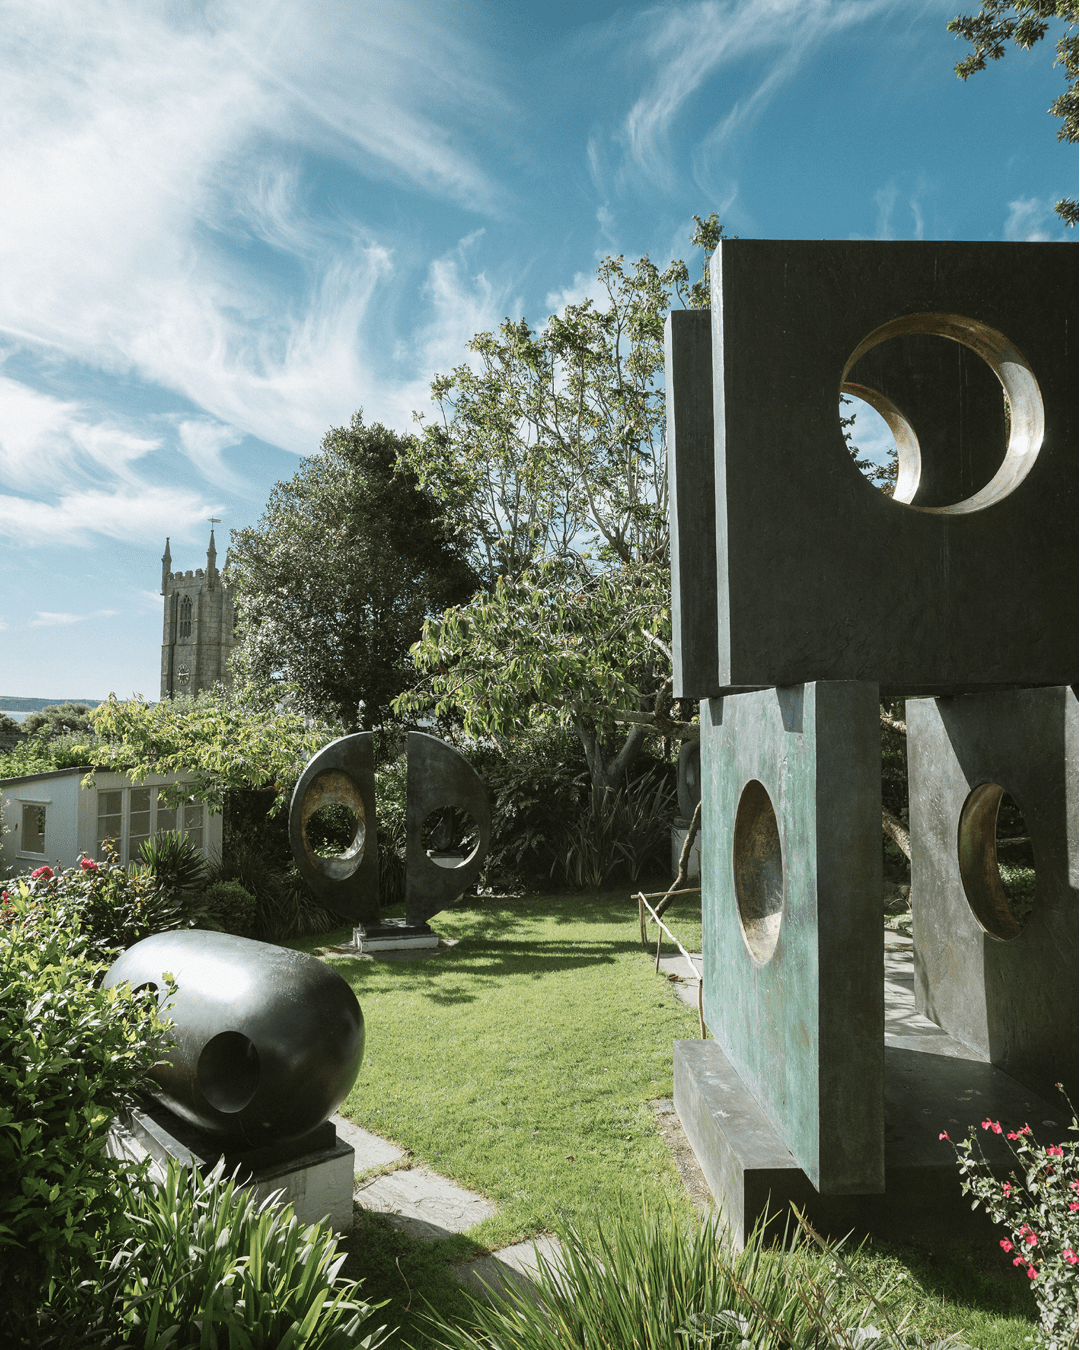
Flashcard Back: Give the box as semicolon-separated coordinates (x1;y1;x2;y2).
160;524;236;699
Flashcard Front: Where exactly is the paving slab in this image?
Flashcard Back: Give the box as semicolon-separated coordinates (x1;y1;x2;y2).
454;1234;564;1302
355;1165;496;1241
657;952;702;1010
331;1114;405;1170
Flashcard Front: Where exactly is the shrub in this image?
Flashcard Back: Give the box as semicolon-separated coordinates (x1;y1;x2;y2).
424;1204;963;1350
202;879;257;937
941;1104;1078;1348
0;887;172;1340
65;1158;391;1350
210;836;339;940
135;830;208;896
8;853;207;964
549;765;677;891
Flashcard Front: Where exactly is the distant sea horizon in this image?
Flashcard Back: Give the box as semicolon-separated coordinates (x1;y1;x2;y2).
0;695;104;723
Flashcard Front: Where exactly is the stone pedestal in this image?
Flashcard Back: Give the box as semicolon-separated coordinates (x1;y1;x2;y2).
108;1098;355;1234
674;1037;1065;1248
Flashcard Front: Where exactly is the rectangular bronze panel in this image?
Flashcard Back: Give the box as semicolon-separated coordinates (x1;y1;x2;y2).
701;681;884;1194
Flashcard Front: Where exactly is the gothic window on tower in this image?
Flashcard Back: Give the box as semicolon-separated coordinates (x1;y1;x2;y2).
179;595;192;639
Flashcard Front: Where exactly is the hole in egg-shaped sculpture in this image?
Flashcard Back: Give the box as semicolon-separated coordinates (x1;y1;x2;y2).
104;930;364;1145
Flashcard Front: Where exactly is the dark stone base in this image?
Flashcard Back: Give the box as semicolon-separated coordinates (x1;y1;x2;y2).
674;1039;1066;1248
355;918;435;939
119;1096;343;1182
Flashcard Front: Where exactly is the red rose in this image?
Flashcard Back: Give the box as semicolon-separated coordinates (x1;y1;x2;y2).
30;865;54;881
79;857;98;871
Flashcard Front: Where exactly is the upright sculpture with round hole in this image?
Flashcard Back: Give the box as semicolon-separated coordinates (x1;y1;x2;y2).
665;237;1078;1247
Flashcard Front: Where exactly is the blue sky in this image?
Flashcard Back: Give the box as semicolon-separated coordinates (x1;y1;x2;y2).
0;0;1074;700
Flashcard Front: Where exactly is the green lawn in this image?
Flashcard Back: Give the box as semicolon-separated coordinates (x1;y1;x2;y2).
286;890;1038;1350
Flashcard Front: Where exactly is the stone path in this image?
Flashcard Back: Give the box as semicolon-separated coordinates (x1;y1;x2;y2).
339;926;923;1297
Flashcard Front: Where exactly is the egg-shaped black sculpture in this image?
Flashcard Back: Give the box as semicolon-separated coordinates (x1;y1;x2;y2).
104;930;363;1146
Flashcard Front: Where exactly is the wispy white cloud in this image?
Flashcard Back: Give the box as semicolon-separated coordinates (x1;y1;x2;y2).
176;420;245;487
0;486;218;548
1003;196;1057;241
29;609;118;628
608;0;894;194
0;378;160;494
0;0;513;462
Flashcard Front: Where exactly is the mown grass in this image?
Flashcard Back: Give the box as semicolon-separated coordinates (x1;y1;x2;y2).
287;890;1038;1349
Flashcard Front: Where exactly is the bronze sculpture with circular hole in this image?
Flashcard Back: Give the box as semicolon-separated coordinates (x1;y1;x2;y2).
957;781;1032;941
290;733;380;925
732;779;784;963
104;930;364;1145
405;732;492;927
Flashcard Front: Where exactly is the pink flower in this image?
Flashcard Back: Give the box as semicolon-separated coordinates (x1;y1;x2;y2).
1071;1179;1079;1192
1002;1183;1012;1197
1026;1266;1038;1280
938;1131;950;1141
1069;1202;1078;1213
982;1119;1003;1134
1065;1249;1079;1267
1007;1125;1032;1139
30;865;53;881
1013;1256;1026;1267
1000;1238;1013;1253
1046;1146;1063;1157
79;857;98;871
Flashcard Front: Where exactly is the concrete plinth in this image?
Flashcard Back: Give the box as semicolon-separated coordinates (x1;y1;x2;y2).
109;1099;356;1234
675;1025;1067;1248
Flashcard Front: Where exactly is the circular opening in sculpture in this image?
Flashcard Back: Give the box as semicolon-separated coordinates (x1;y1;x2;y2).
197;1031;261;1113
840;314;1042;513
957;782;1036;941
307;803;363;858
421;807;479;868
300;769;366;879
732;779;784;963
839;390;903;496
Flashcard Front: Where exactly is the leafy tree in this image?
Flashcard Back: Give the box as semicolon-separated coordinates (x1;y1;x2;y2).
227;411;479;732
89;684;332;813
21;702;94;738
948;0;1079;224
394;218;725;797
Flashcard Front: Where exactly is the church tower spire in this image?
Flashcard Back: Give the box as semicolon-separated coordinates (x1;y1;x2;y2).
206;518;220;588
161;538;172;596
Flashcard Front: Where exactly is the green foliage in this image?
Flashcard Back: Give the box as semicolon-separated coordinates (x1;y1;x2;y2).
210;836;338;941
0;887;172;1337
228;410;478;732
470;727;591;888
22;702;95;739
73;1158;391;1350
202;879;257;937
9;853;207;964
941;1105;1078;1347
135;831;208;897
0;728;112;780
424;1204;971;1350
90;684;334;814
550;766;676;890
373;753;407;908
948;0;1078;223
397;222;722;794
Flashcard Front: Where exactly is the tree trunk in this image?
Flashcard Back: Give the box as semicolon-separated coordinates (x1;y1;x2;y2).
882;806;911;860
574;718;648;803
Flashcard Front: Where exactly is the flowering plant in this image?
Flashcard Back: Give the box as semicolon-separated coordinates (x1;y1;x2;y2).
940;1099;1078;1348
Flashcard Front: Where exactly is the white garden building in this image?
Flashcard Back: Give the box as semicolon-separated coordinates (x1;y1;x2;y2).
0;767;222;878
